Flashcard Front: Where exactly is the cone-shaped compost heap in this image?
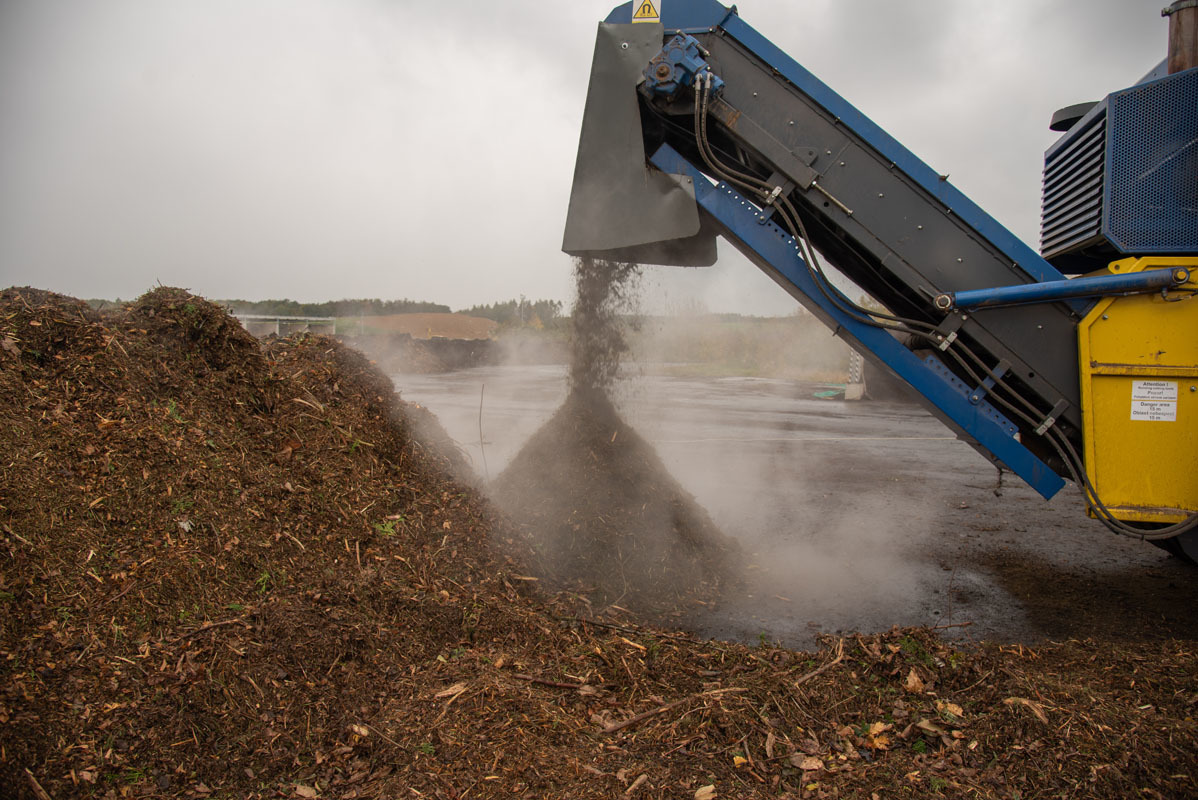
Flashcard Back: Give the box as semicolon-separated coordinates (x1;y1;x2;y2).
493;258;737;616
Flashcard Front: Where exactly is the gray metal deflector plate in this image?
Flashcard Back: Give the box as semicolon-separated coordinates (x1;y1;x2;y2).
562;22;716;266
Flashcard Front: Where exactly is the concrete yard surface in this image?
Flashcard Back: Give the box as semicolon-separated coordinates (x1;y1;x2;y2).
395;365;1197;648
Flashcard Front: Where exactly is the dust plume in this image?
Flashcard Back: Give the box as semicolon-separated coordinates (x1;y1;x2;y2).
490;257;738;619
616;373;963;647
627;311;853;382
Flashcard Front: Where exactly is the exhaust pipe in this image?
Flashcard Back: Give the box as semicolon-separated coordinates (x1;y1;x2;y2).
1163;0;1198;73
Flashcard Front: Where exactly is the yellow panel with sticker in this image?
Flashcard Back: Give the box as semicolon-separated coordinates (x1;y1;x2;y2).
1077;256;1198;523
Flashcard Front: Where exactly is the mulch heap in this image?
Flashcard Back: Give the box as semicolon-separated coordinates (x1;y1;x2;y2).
0;286;1195;800
491;389;738;620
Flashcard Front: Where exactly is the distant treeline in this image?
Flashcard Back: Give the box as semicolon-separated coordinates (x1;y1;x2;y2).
84;294;568;327
458;298;564;327
225;298;450;317
229;297;566;327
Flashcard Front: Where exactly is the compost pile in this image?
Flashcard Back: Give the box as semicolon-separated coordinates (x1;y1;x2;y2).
1;286;1195;800
491;389;736;618
492;257;738;618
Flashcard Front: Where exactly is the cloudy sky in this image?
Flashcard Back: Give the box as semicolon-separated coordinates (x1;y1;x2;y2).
0;0;1169;314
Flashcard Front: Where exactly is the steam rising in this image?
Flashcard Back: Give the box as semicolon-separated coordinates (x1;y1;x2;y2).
622;419;955;645
489;257;737;618
390;263;961;645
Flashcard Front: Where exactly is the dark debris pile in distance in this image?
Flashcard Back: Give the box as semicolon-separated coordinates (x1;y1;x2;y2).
0;286;1195;799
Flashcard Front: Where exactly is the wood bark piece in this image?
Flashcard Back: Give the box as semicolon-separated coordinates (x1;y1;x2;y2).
793;638;845;687
25;769;53;800
603;688;748;734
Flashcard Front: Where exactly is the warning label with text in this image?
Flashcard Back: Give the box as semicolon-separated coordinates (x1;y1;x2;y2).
1130;380;1178;422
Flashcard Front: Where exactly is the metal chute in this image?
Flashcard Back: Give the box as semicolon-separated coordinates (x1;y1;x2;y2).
561;22;716;266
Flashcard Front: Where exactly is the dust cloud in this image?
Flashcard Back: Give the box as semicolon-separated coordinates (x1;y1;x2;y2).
388;257;939;643
626;311;852;382
625;428;949;646
489;257;738;619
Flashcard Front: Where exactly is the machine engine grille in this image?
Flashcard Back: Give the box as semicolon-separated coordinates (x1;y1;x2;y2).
1041;67;1197;271
1107;68;1198;253
1041;107;1107;260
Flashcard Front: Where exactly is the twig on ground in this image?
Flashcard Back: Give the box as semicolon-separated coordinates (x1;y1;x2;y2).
25;769;53;800
98;581;136;608
361;723;404;749
625;773;649;795
514;674;589;690
603;688;748;734
793;638;845;687
931;620;974;630
556;615;698;642
171;615;252;642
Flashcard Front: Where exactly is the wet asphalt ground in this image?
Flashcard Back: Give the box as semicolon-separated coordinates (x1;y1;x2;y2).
394;365;1197;649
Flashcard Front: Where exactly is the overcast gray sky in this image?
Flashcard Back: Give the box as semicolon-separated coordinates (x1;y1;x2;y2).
0;0;1169;314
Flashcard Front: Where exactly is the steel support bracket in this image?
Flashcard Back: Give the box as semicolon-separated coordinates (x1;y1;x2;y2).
934;313;967;352
757;173;794;225
1034;398;1070;436
969;360;1010;405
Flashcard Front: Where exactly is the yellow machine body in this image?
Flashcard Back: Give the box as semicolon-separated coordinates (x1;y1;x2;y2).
1077;257;1198;523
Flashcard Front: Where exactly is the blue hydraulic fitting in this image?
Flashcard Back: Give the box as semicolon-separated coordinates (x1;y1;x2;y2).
641;34;725;99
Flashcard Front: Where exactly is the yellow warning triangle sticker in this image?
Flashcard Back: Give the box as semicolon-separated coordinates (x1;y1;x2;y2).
632;0;660;23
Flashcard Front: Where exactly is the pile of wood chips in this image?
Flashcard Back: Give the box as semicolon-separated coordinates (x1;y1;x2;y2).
0;287;1194;799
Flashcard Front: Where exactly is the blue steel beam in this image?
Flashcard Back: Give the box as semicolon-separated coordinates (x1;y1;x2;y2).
938;268;1189;311
650;143;1066;500
605;0;1076;293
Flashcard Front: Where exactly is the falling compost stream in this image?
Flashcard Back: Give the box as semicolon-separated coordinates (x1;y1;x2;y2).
477;258;739;620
